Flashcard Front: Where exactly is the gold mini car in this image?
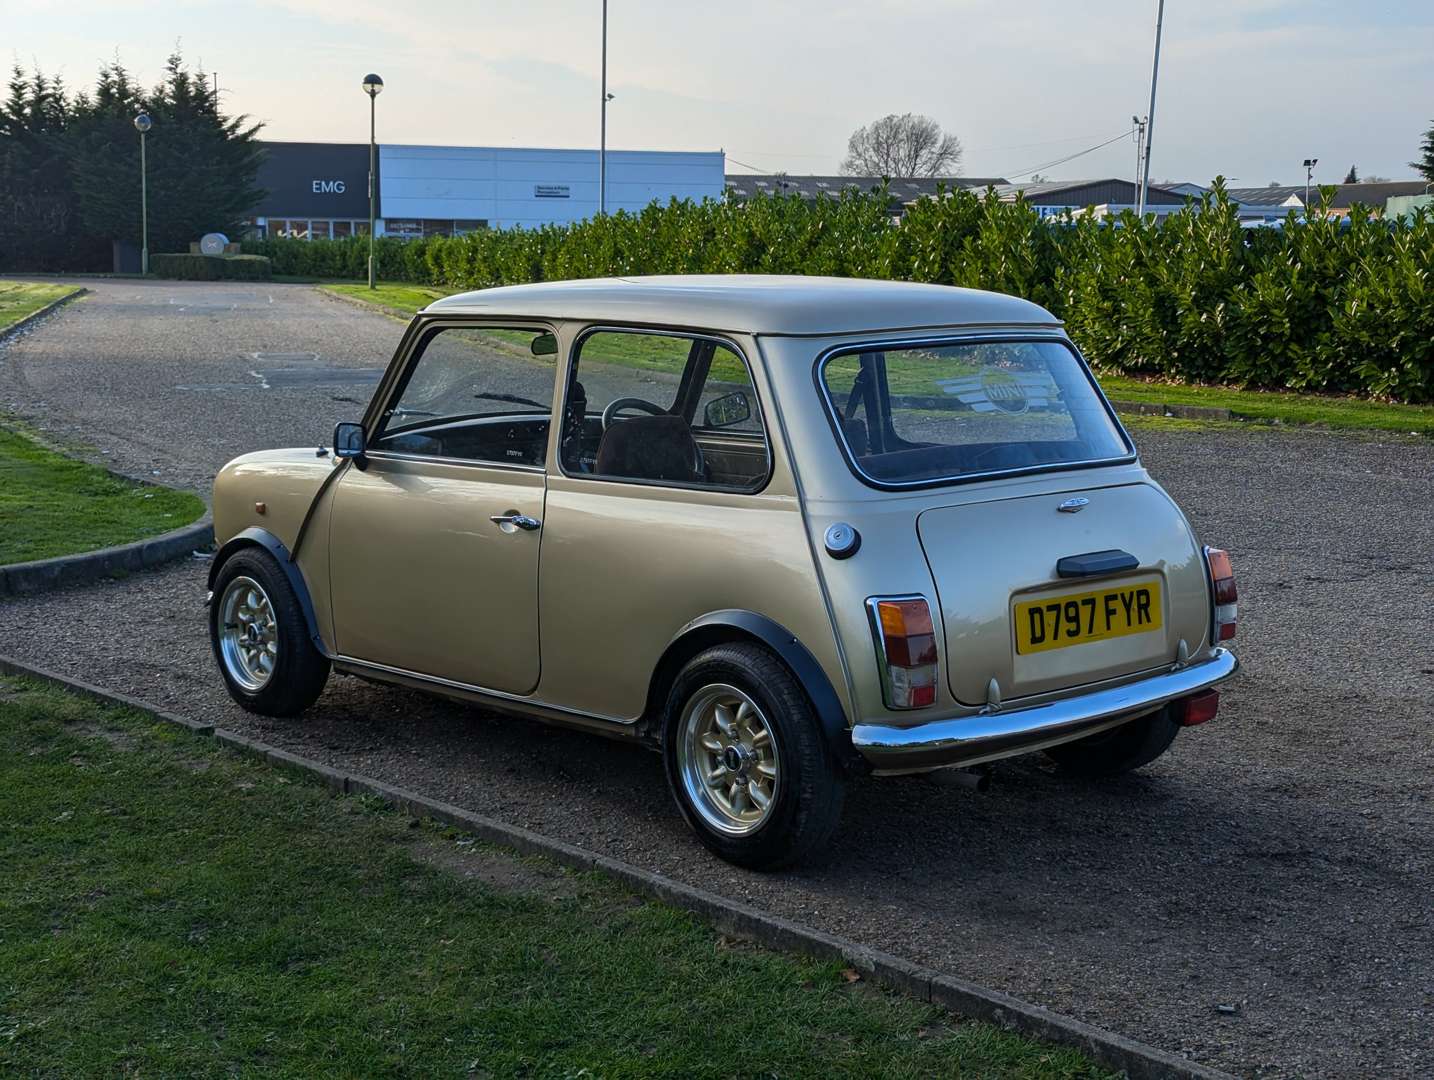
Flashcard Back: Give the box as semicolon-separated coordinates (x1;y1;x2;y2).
208;276;1239;868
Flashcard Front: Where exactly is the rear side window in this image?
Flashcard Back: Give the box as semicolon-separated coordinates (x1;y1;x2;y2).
820;339;1130;486
559;329;770;491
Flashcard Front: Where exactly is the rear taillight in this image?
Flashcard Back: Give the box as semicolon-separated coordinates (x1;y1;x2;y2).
1204;547;1237;642
867;596;939;709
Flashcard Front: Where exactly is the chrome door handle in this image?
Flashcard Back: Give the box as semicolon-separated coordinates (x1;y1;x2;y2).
489;513;541;531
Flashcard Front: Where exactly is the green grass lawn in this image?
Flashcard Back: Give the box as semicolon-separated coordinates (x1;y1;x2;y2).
0;678;1110;1079
0;280;83;331
0;426;205;565
1096;373;1434;435
323;281;455;317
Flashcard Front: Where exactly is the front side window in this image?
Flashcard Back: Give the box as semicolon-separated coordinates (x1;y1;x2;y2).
560;329;770;491
371;326;557;466
820;339;1130;486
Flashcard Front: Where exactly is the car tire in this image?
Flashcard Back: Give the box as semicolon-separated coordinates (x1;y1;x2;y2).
209;547;330;717
1045;704;1180;778
662;643;845;870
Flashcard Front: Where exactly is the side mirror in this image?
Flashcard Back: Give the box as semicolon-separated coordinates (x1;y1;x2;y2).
530;332;558;357
333;421;367;461
703;390;751;429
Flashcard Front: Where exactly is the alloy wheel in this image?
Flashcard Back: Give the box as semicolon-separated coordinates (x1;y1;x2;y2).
218;575;278;692
677;683;781;835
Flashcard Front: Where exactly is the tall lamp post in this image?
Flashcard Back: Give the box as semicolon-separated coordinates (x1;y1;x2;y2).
1137;0;1165;217
1302;157;1318;213
599;0;611;216
134;110;152;275
362;73;384;289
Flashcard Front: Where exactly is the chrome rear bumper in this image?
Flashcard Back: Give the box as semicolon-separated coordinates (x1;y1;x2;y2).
851;648;1238;774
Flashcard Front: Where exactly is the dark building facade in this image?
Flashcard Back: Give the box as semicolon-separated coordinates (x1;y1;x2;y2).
252;142;376;239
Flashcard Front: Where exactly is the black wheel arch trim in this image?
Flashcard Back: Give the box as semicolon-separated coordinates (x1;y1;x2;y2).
659;609;867;775
209;527;327;655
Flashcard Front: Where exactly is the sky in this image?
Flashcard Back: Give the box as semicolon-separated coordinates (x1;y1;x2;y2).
4;0;1432;187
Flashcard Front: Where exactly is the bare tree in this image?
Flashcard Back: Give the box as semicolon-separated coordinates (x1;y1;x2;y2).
840;113;963;177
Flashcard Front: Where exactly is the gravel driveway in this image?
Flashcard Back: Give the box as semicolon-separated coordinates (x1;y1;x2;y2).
2;279;1431;1077
0;279;398;493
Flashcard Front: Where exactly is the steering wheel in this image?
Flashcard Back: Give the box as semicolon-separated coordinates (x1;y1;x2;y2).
601;397;667;431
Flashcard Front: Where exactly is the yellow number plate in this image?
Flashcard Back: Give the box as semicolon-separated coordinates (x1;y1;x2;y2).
1014;581;1163;655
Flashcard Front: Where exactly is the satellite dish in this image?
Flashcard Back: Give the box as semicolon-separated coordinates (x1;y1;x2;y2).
200;232;229;256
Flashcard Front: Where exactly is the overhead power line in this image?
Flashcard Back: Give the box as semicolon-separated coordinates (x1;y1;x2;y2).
726;156;775;174
999;129;1138;180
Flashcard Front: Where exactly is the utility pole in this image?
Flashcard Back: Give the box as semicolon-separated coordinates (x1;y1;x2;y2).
600;0;609;216
1133;115;1147;200
1138;0;1166;216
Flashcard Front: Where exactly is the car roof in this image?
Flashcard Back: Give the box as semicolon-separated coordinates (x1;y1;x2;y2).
422;275;1060;336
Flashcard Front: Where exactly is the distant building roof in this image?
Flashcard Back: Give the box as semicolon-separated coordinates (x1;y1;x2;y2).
724;174;1007;203
989;178;1187;206
1227;181;1431;208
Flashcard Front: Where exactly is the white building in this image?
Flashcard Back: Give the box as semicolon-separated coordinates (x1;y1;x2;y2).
250;142;725;239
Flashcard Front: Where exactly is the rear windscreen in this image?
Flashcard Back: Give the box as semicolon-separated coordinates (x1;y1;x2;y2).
819;339;1131;486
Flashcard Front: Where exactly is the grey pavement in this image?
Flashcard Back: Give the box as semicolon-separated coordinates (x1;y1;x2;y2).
2;278;1432;1077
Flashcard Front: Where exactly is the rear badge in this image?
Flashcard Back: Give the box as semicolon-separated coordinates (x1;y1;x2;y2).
1058;497;1089;513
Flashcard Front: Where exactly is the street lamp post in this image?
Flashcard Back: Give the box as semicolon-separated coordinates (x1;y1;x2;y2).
600;0;610;216
134;110;152;274
362;73;384;289
1302;157;1319;213
1138;0;1165;217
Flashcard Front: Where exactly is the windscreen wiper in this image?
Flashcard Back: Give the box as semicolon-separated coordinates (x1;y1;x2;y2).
474;392;548;410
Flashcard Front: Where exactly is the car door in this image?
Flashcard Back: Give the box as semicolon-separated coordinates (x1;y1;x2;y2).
327;322;560;695
537;326;811;721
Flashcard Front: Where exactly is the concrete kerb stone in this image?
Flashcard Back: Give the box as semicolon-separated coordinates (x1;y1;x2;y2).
264;744;348;793
0;655;215;735
0;514;214;598
0;286;89;343
0;651;1235;1080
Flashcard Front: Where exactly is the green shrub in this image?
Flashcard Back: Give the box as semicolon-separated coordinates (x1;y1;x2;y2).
247;188;1434;403
149;253;271;280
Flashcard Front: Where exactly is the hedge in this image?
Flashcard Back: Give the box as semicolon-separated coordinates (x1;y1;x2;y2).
150;253;271;281
242;184;1434;403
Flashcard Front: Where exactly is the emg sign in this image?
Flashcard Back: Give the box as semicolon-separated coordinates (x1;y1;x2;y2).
254;143;372;218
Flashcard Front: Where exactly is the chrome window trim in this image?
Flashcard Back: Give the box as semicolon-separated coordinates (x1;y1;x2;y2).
557;324;775;495
813;332;1137;492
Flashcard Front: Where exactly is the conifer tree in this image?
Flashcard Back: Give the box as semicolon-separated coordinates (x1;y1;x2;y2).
1412;121;1434;182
